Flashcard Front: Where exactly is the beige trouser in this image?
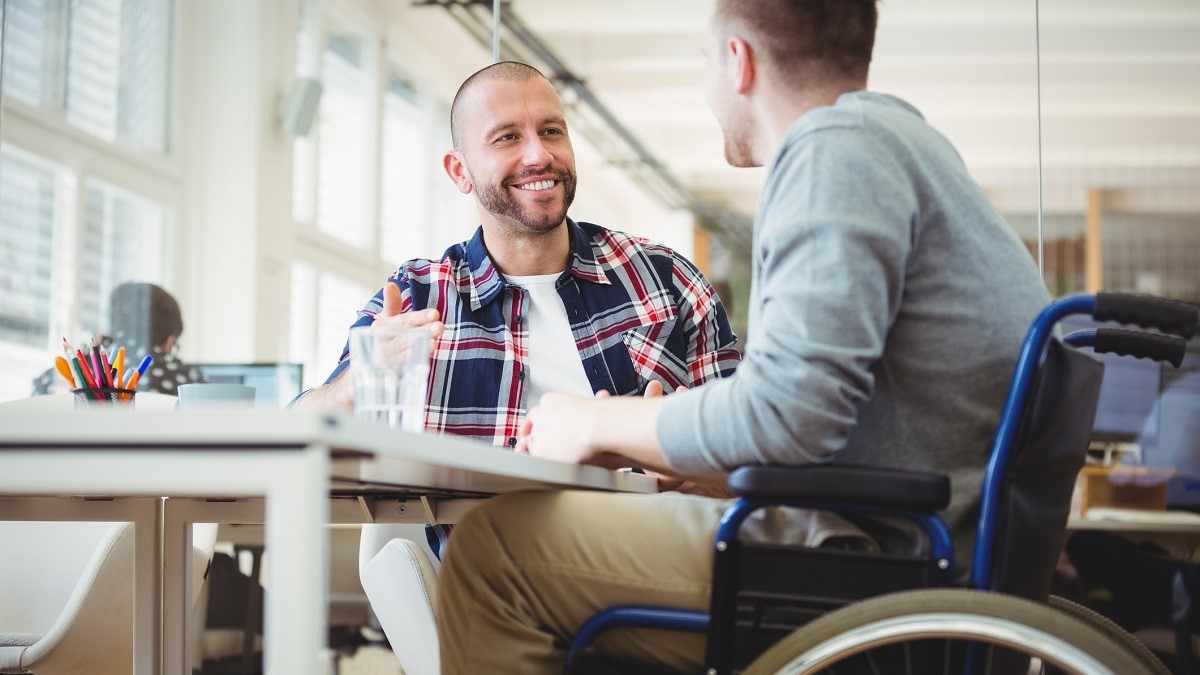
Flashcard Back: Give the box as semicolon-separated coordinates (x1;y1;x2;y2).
437;490;729;674
436;489;872;674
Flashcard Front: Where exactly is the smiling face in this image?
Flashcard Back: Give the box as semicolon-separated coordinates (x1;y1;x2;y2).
446;75;578;236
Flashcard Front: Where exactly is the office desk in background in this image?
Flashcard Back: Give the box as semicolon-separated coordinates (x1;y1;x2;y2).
1069;508;1200;559
0;410;656;675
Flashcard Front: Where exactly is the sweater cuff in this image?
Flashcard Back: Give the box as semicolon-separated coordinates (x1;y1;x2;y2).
656;391;718;475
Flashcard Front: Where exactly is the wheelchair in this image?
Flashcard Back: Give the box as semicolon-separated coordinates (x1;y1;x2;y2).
566;292;1200;675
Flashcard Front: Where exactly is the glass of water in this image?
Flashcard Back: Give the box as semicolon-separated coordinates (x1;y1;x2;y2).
348;324;432;432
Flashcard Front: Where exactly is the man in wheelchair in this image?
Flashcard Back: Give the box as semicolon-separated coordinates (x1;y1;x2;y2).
435;0;1056;672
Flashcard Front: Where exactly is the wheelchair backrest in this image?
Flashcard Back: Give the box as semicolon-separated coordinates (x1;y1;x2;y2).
985;338;1103;601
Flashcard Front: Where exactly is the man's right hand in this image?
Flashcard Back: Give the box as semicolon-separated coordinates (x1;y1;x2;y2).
292;281;443;411
373;282;445;335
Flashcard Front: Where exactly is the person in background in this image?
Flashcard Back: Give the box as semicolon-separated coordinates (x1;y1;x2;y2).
32;282;206;396
434;1;1052;673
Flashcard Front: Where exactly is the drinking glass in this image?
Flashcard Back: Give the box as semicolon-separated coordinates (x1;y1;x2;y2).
349;325;432;432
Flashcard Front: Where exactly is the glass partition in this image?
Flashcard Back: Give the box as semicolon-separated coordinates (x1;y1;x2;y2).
1037;0;1200;511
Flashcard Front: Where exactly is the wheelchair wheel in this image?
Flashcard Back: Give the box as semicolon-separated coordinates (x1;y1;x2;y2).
1046;594;1173;674
741;589;1165;675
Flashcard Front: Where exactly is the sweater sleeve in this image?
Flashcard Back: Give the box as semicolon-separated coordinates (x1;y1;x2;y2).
657;121;920;474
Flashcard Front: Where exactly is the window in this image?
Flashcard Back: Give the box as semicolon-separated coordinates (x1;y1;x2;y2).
313;29;375;249
0;146;173;400
0;148;60;350
2;0;173;152
0;0;64;108
77;180;171;335
288;8;458;385
289;261;372;390
0;0;176;402
379;70;432;264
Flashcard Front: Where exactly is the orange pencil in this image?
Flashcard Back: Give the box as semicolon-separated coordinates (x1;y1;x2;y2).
54;356;77;387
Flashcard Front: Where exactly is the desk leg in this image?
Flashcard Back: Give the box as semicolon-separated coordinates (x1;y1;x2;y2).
163;500;193;675
263;445;331;674
132;498;164;675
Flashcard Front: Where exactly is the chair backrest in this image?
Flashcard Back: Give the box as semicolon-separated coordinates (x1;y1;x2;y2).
0;521;219;675
987;338;1104;601
0;522;134;675
0;522;125;638
360;536;441;675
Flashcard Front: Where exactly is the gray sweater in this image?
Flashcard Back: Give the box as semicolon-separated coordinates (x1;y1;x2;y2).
657;92;1050;560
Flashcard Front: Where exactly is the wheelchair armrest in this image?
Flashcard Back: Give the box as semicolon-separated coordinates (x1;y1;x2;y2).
727;464;951;513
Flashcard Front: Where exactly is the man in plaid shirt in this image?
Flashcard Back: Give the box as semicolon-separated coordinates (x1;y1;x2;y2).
293;61;738;675
297;61;740;447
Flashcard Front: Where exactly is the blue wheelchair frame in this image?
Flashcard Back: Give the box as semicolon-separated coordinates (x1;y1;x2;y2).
566;293;1198;674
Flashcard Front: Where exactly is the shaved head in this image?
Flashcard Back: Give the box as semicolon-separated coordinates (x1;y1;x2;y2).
450;61;550;150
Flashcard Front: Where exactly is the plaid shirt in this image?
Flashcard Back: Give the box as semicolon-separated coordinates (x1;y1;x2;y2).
325;219;741;447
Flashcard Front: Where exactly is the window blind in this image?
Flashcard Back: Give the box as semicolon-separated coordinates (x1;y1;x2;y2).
2;0;172;151
379;71;431;264
0;149;56;348
315;32;372;249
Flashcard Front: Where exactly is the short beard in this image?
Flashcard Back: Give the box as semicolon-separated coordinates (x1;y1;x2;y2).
716;101;758;168
723;136;755;168
476;168;577;233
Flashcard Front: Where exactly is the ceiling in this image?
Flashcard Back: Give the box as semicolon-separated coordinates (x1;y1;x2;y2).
415;0;1200;242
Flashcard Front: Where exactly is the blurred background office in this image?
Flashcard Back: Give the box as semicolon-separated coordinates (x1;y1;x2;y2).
1;0;1197;673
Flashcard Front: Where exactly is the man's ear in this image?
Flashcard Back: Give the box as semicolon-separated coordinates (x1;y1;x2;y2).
728;36;756;95
443;151;474;195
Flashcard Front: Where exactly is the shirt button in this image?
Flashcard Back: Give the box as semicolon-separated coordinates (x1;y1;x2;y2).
508;437;517;447
518;369;526;380
515;314;524;324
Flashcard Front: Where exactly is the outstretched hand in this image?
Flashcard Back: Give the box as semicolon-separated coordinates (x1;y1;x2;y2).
375;281;445;338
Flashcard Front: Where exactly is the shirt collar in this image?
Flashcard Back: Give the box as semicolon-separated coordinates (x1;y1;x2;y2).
462;219;610;311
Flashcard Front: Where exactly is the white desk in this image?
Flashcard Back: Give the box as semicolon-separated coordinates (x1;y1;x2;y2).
1069;509;1200;559
0;410;655;675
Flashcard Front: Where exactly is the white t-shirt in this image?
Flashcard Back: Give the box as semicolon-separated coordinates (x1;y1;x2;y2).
505;273;594;407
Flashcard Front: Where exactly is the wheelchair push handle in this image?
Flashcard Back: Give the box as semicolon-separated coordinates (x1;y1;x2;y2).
1094;292;1199;339
1093;329;1188;368
1099;326;1190;365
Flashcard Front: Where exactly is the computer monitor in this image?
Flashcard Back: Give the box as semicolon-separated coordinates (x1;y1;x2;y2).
195;362;304;409
1148;338;1200;508
1063;316;1164;443
1090;349;1161;442
1064;320;1200;509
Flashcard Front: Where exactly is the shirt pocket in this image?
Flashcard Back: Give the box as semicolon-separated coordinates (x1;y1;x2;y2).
621;313;688;392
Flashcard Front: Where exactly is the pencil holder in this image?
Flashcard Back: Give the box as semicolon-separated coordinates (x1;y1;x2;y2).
73;388;137;409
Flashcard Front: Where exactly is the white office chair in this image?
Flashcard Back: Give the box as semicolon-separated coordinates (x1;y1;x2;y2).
359;525;441;675
0;521;217;675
